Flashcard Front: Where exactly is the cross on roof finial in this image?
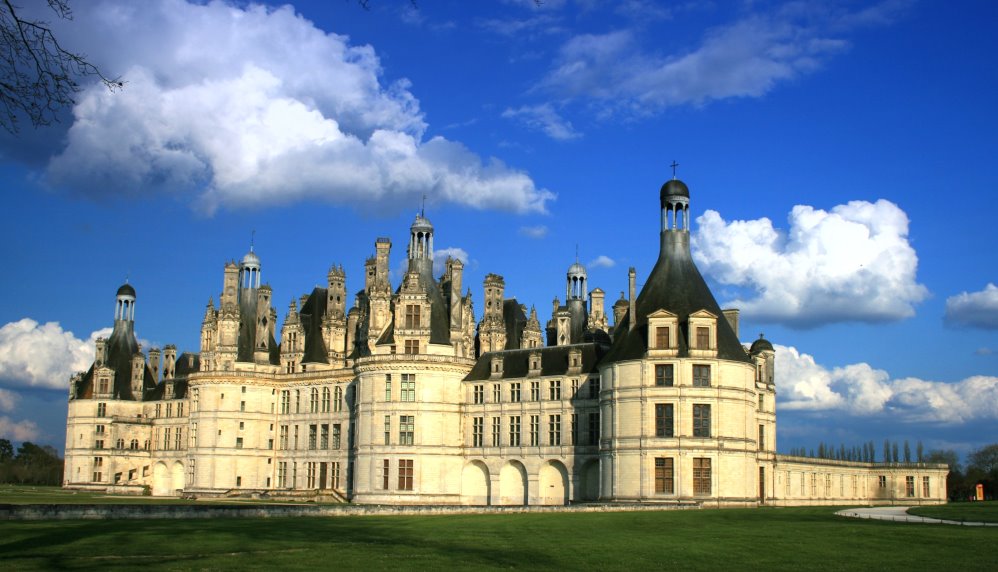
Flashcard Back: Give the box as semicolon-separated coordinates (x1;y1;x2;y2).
671;160;679;179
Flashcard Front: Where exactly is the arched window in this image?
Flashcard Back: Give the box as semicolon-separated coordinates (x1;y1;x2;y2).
310;388;319;413
322;387;330;413
334;386;343;412
130;439;139;450
116;439;124;449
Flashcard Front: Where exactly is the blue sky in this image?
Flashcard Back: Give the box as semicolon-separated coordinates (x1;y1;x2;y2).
0;0;995;459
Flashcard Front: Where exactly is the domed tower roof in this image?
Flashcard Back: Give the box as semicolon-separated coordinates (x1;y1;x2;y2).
750;333;774;355
116;283;136;297
241;248;261;268
660;178;690;205
567;261;587;277
410;214;434;233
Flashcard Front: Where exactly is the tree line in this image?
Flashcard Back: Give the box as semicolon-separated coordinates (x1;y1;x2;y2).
787;439;928;463
0;439;64;485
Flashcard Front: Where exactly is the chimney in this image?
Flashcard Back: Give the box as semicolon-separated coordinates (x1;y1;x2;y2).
628;267;637;331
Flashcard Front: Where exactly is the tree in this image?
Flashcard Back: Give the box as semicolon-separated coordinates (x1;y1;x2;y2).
916;440;924;463
903;440;911;463
969;444;998;474
883;439;890;463
0;438;13;462
891;441;899;463
0;0;121;133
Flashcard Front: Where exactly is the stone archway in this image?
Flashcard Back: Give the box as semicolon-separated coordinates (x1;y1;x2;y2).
539;460;569;506
461;461;491;505
152;462;170;496
171;461;184;495
498;461;528;506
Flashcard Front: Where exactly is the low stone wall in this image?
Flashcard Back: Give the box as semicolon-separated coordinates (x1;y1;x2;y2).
0;502;700;521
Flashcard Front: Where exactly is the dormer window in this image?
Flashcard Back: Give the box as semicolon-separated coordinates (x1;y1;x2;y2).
404;304;421;329
646;309;679;355
655;327;671;349
527;352;541;377
696;327;709;349
490;356;504;378
688;310;719;358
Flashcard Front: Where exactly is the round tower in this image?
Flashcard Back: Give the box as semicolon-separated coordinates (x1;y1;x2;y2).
660;178;690;232
566;260;587;301
239;247;261;294
114;282;136;323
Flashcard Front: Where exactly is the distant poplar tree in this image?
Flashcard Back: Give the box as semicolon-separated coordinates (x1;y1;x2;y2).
916;441;924;462
884;439;891;463
869;441;876;462
892;442;899;463
903;441;911;463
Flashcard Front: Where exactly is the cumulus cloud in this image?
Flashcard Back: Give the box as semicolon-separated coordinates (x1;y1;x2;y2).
0;319;109;390
0;417;40;442
14;0;553;214
693;200;928;327
588;255;615;268
944;283;998;329
503;104;581;140
775;344;998;424
519;225;549;239
0;388;17;412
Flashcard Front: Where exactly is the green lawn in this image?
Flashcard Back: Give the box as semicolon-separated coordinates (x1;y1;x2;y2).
1;507;995;571
0;485;326;506
908;501;998;523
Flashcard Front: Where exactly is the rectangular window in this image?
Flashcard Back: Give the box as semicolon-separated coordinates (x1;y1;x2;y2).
280;390;290;414
693;457;711;495
693;404;711;437
385;375;392;401
510;382;521;402
404;339;419;354
384;415;391;446
332;424;341;450
696;326;710;349
530;415;539;446
405;304;421;328
548;414;561;446
163;428;171;450
758;393;764;411
474;384;484;404
382;459;390;490
166;403;173;417
758;425;765;451
491;417;501;447
175;428;182;450
236;437;243;449
879;475;887;489
277;462;287;488
655;364;674;387
399;416;414;446
692;365;711;387
922;476;930;497
473;416;484;447
401;374;415;402
549;380;561;401
279;425;288;450
95;424;105;434
655;457;674;494
97;402;107;417
530;381;540;401
308;425;317;450
509;416;521;447
333;386;342;412
492;384;501;403
156;404;161;417
589;377;600;399
306;462;316;489
655;404;674;437
571;378;580;398
331;462;341;489
320;424;329;450
905;476;915;497
191;423;198;448
656;326;670;349
571;413;578;445
398;459;413;491
295;390;301;413
588;412;599;445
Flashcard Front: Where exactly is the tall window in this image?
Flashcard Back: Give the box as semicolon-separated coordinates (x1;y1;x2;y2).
879;475;887;489
382;459;390;490
492;384;501;403
549;380;561;400
905;476;915;497
404;340;419;354
399;416;414;445
510;382;521;402
175;429;183;450
570;413;578;445
922;476;930;497
163;428;171;450
398;459;414;491
656;326;670;348
693;404;711;437
655;404;674;437
331;462;341;489
308;425;317;450
655;364;674;387
588;412;599;445
491;417;501;447
293;425;299;449
320;424;329;449
474;385;484;404
655;457;674;493
401;374;415;402
333;386;343;412
306;462;317;489
310;388;319;413
758;393;764;411
473;417;484;447
278;462;287;488
295;390;301;413
758;425;765;450
692;365;711;387
571;378;579;398
696;326;710;348
190;391;198;412
280;390;290;414
509;416;521;446
589;377;600;399
530;381;540;401
693;457;711;495
384;415;391;446
549;414;561;445
322;387;330;412
529;415;539;446
332;424;341;450
279;425;288;449
385;375;392;401
97;402;107;417
404;304;420;328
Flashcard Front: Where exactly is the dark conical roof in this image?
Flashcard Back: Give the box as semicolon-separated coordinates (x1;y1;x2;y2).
116;283;136;297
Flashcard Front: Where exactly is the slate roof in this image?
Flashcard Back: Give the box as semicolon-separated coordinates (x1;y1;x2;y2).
376;258;451;347
299;287;330;364
465;343;605;381
502;299;528;350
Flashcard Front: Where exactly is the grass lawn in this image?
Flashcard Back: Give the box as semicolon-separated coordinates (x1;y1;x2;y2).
1;506;996;571
908;501;998;523
0;485;328;506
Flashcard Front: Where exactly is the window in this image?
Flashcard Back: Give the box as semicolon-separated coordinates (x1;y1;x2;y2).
97;402;107;417
95;424;105;435
398;459;414;491
384;415;391;446
240;400;245;412
130;439;139;450
399;416;414;445
656;326;670;349
655;404;674;437
295;390;301;413
548;415;561;445
570;413;578;445
333;424;342;450
401;374;415;402
334;386;343;412
530;415;539;446
280;390;290;414
191;423;198;448
166;403;172;417
510;382;521;402
589;377;600;399
236;437;244;449
571;378;579;398
473;417;484;447
115;438;123;449
178;402;184;416
385;375;392;401
509;416;521;446
322;387;330;412
696;326;710;349
492;384;501;403
878;475;887;489
163;428;171;450
293;425;299;449
905;476;915;497
758;393;764;411
331;462;341;489
308;425;317;450
306;462;316;489
175;428;182;450
278;462;287;488
549;380;561;401
404;304;421;328
692;365;711;387
922;476;930;497
310;388;318;413
474;385;484;404
279;425;288;450
693;457;711;495
491;417;501;447
156;404;162;417
693;404;711;437
588;412;599;445
320;424;329;449
530;381;540;401
655;458;674;494
759;425;765;451
404;339;419;354
655;364;674;387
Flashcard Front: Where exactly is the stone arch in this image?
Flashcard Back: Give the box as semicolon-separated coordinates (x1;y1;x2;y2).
460;461;491;506
171;461;185;494
538;460;569;506
498;460;528;506
152;462;170;496
574;459;600;502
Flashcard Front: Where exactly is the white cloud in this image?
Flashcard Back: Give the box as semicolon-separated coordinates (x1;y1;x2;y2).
503;104;581;140
519;225;549;239
693;200;928;327
775;344;998;424
433;247;470;277
0;319;109;390
0;416;40;442
945;283;998;329
30;0;553;214
588;255;615;268
0;388;17;412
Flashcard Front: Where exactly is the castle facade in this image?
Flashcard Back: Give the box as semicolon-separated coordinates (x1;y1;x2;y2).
64;177;947;506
